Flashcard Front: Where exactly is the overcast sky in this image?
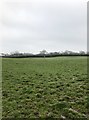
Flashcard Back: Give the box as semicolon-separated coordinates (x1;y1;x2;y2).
0;0;87;54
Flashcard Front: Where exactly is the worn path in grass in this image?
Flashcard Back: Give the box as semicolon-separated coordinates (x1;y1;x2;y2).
2;57;88;119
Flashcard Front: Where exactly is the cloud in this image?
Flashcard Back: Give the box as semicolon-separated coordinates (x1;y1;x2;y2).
1;0;87;53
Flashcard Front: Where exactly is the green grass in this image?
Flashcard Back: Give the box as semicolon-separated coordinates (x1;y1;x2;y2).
2;57;88;119
0;58;2;120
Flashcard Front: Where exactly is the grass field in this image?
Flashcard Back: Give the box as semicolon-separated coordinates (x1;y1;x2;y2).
2;57;88;119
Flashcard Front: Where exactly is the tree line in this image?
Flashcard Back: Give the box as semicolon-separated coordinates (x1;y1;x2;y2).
1;50;88;58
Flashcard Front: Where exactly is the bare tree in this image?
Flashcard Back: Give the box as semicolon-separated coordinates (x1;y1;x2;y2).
79;51;85;55
40;50;47;58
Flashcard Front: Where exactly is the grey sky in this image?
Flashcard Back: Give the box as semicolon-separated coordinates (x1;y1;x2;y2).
1;0;87;54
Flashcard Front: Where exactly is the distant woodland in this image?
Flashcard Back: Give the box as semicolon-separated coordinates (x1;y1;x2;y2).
1;50;88;58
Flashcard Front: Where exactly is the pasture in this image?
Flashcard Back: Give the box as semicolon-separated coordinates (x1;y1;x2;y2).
2;57;88;119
